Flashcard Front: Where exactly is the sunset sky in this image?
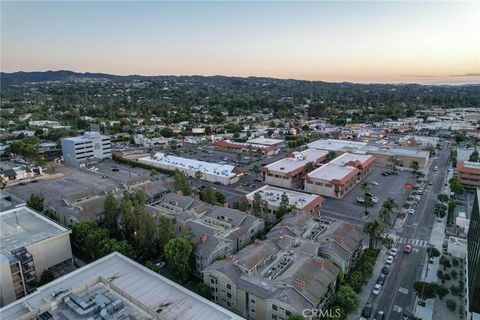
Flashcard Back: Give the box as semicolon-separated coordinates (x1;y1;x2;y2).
1;1;479;84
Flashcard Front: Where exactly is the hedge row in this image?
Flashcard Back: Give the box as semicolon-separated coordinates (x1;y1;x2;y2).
112;153;175;176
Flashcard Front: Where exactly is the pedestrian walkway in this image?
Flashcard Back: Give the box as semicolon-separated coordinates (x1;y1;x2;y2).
397;237;430;247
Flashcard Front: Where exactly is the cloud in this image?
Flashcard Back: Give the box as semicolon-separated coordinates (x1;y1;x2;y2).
400;74;441;78
448;73;480;77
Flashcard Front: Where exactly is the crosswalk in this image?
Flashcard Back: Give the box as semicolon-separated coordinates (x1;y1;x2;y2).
397;237;430;247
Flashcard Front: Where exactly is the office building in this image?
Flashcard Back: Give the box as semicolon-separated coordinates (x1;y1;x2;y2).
0;252;243;320
467;189;480;315
0;206;72;306
61;131;111;167
457;161;480;187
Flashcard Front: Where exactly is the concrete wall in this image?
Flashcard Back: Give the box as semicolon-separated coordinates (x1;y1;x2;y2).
0;258;16;306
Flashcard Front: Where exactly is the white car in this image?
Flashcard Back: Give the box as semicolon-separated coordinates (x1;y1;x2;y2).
372;284;382;295
370;181;379;186
415;195;421;201
371;197;380;204
389;248;398;257
386;255;394;264
408;208;415;215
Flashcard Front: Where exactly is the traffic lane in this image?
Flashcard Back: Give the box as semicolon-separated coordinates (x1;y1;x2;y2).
373;246;426;320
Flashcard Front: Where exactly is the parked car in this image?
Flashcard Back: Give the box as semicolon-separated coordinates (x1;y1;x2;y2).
381;265;390;275
112;167;120;172
372;283;382;295
377;273;386;285
356;197;365;204
382;171;390;176
361;303;373;318
434;166;438;171
374;310;385;320
19;181;28;185
386;255;394;264
389;248;398;257
371;196;380;204
30;179;38;183
404;245;412;253
370;181;379;186
408;208;415;215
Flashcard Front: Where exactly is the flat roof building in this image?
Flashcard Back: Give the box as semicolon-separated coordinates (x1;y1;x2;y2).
246;137;285;147
457;161;480;188
307;139;367;153
261;149;329;189
244;185;324;222
305;153;375;199
214;140;279;156
0;252;243;320
61;131;111;167
138;152;245;185
0;206;72;306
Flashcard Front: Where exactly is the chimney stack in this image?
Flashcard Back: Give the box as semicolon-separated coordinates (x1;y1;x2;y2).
223;202;229;208
225;255;235;261
200;234;208;244
294;279;305;292
254;239;262;246
315;258;325;269
335;233;344;245
346;224;355;231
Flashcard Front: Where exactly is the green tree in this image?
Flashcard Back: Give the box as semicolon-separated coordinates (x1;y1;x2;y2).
237;199;249;212
173;170;192;196
160;127;175;138
360;182;371;215
449;176;464;195
437;194;449;203
164;238;194;282
215;191;226;205
379;197;397;225
327;151;337;161
195;170;203;188
413;281;437;300
469;149;479;162
200;186;218;205
98;238;134;258
27;194;44;212
197;283;212;300
38;269;55;285
446;299;457;312
363;219;384;249
104;192;118;235
157;216;176;254
335;285;359;313
409;161;420;176
304;161;316;173
277;192;291;220
71;221;109;260
427;247;440;259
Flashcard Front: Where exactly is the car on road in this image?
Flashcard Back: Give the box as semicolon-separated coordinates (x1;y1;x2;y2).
386;255;394;264
361;303;373;318
382;171;390;176
31;179;38;183
373;310;385;320
370;181;379;186
428;181;433;186
376;273;386;285
112;167;119;172
371;196;380;204
415;195;421;201
408;208;415;215
356;197;365;204
381;265;390;275
389;248;398;257
372;283;382;295
19;181;28;185
434;166;438;171
254;178;262;183
404;245;412;253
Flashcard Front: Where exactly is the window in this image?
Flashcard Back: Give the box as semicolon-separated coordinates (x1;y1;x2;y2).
272;305;278;311
286;311;291;317
227;302;231;307
251;299;255;304
210;279;215;284
226;284;231;289
227;293;231;298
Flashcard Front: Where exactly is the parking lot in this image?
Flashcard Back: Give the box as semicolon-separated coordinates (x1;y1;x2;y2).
93;159;153;183
321;166;417;223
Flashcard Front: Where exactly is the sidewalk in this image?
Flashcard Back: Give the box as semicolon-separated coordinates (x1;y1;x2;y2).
348;246;388;320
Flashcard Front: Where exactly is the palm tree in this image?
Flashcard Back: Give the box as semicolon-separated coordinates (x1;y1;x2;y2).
195;171;203;189
304;161;316;173
360;182;371;215
363;219;384;249
388;155;398;174
410;161;420;176
379;197;397;226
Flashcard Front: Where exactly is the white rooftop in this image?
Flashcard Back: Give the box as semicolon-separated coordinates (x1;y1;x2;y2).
139;153;237;178
246;185;322;210
307;153;373;181
0;206;70;255
307;139;367;152
264;149;328;174
62;131;108;142
0;252;243;320
246;137;284;146
463;161;480;169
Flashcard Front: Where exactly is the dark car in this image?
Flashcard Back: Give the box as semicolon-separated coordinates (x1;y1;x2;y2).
377;273;386;285
112;167;120;172
30;179;38;183
19;181;28;185
362;303;373;318
382;172;390;176
381;265;390;275
373;310;385;320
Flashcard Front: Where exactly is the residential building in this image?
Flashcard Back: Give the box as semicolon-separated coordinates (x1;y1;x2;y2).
138;152;245;185
0;190;25;211
0;206;73;306
467;189;480;315
61;131;112;167
305;153;375;199
0;252;243;320
457;161;480;187
214;139;279;156
244;185;324;222
260;149;328;189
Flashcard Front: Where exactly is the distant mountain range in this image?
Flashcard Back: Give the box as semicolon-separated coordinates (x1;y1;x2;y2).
1;70;478;89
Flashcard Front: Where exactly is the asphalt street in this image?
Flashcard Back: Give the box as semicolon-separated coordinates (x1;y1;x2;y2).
365;142;451;320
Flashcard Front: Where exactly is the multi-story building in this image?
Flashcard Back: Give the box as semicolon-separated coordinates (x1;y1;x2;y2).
260;149;328;189
467;189;480;315
305;153;375;199
61;131;111;167
0;252;243;320
0;206;73;306
457;161;480;187
244;185;324;222
138;152;245;185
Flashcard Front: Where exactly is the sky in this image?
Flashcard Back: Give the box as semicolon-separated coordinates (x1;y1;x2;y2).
1;1;479;84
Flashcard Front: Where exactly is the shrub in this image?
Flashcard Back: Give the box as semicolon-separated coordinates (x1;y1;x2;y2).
446;299;457;312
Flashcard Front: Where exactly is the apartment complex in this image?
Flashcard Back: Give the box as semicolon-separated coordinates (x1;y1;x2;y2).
0;206;73;306
0;252;243;320
214;139;280;156
203;214;363;320
138;152;245;185
457;161;480;187
61;131;111;167
305;153;375;199
149;193;264;277
244;185;324;222
261;149;328;189
467;189;480;315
